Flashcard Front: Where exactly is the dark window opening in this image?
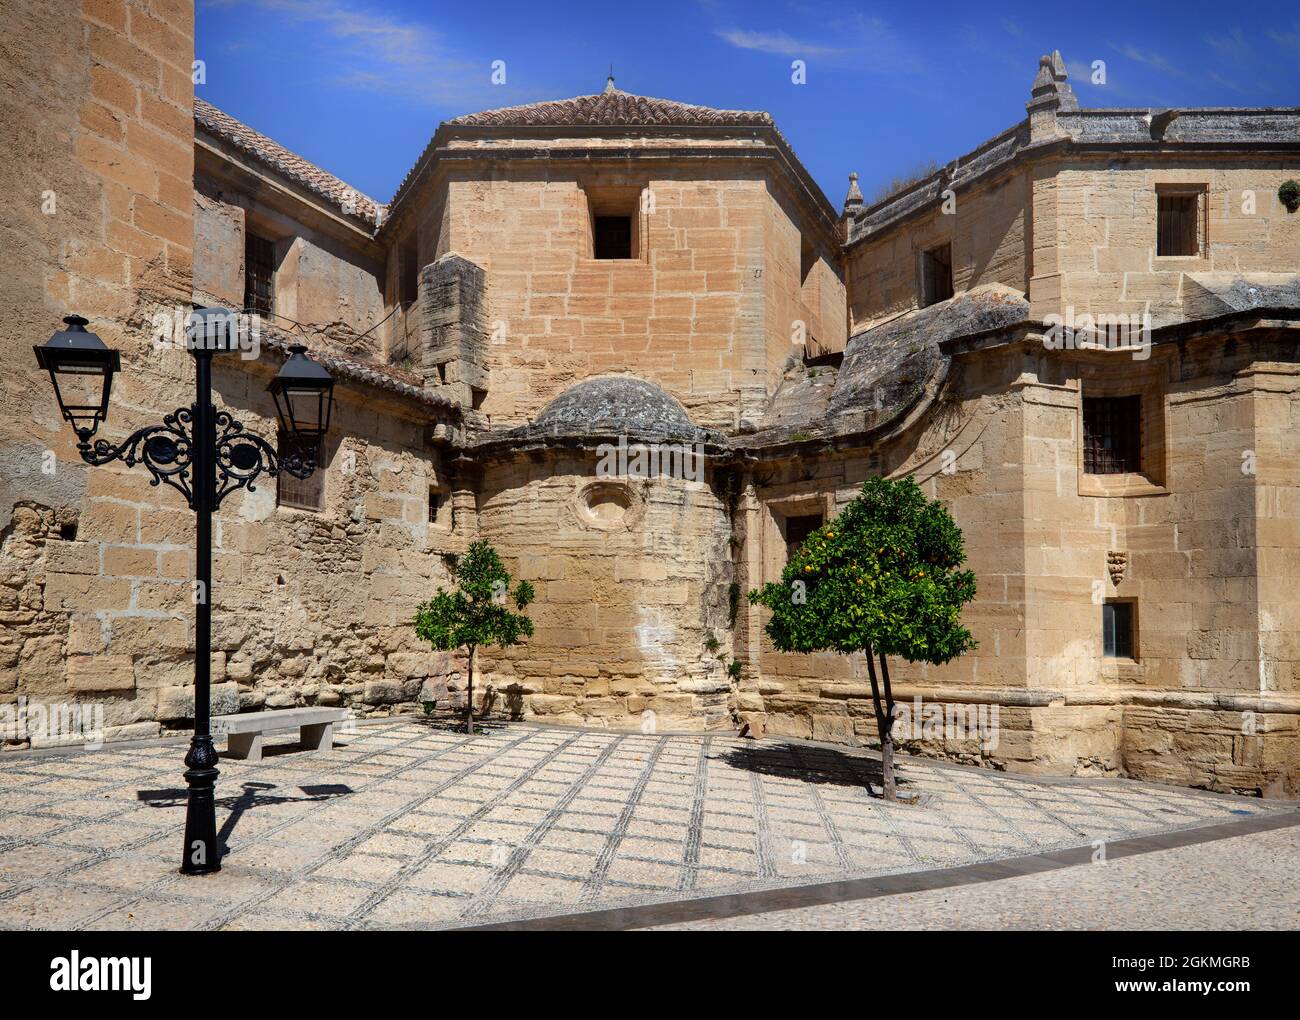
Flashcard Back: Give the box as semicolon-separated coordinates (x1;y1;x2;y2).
1102;600;1135;659
58;521;78;541
470;387;487;411
593;216;632;260
428;487;443;525
276;431;324;511
784;513;823;562
1157;193;1200;256
244;232;275;317
399;236;420;305
920;243;953;307
800;236;816;285
1083;395;1142;475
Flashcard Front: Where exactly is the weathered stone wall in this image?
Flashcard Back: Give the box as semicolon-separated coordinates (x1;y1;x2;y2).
394;161;845;432
740;333;1300;796
1031;157;1300;322
192;174;385;361
1;0;196;741
0;0;457;749
738;354;1035;750
845;168;1030;333
472;451;736;730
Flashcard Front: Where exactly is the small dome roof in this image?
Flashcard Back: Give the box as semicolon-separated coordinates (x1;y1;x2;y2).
534;376;710;440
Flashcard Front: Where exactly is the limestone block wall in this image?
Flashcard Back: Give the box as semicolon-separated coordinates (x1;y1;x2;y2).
400;163;843;432
2;353;461;747
739;336;1300;795
473;451;736;730
1;0;194;742
739;353;1035;754
1037;158;1300;324
192;175;385;361
845;168;1030;334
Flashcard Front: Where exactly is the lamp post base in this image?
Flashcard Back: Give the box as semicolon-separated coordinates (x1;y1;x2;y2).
180;734;221;875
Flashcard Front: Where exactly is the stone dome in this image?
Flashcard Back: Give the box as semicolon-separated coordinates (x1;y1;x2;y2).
533;376;710;441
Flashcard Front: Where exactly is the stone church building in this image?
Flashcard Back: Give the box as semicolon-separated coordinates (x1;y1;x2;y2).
2;3;1298;797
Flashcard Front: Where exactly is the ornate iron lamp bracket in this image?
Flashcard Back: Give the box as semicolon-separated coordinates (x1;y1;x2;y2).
77;403;316;511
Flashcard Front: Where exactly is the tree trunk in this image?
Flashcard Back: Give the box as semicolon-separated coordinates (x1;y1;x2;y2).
878;650;897;802
864;646;896;801
466;645;475;736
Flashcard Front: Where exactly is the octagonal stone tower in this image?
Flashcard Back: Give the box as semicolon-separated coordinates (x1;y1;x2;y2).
378;78;847;433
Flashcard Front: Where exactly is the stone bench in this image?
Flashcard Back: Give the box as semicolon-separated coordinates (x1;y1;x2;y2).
212;707;350;762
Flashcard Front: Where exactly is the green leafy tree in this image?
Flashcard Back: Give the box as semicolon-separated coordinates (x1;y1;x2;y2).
413;541;535;734
748;476;976;800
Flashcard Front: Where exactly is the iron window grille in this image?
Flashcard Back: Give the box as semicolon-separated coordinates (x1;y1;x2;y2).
1083;395;1142;475
244;233;275;316
1157;193;1200;256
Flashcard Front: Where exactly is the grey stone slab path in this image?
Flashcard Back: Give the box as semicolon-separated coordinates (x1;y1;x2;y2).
0;720;1291;931
649;825;1300;930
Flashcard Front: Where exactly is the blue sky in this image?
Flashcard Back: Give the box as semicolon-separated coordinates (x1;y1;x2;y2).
196;0;1300;208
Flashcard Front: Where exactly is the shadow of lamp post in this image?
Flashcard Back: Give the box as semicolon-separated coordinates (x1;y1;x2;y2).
34;310;334;875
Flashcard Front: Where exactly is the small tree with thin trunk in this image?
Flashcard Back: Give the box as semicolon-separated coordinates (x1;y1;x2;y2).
413;541;534;735
748;476;976;800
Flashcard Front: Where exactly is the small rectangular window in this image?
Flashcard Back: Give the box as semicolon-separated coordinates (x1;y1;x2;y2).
800;236;816;285
1083;395;1142;475
784;513;823;562
920;243;953;307
276;431;324;511
593;216;632;260
244;233;275;316
400;235;420;305
1102;600;1135;659
1157;192;1201;256
428;487;443;525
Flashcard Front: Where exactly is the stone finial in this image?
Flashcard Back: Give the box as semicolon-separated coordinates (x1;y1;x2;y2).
1027;49;1078;141
604;74;617;93
843;171;864;213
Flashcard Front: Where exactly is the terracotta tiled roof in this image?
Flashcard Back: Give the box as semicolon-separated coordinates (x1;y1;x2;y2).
256;322;454;410
446;81;772;129
194;99;382;227
385;81;836;230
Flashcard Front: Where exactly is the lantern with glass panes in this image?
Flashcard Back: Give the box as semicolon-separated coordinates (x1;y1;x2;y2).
33;309;334;877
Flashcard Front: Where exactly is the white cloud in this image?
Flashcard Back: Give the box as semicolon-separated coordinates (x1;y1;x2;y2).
715;9;923;74
202;0;539;107
1203;28;1251;63
716;28;843;58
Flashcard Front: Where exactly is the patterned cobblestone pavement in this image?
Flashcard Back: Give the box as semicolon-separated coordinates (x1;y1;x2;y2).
0;720;1288;930
649;826;1300;930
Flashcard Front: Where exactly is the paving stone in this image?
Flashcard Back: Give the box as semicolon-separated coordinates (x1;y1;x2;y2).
0;720;1288;931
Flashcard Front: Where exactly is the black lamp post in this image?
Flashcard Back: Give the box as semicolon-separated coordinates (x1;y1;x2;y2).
35;310;334;875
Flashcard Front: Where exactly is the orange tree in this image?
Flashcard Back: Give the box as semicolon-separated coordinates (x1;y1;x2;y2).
414;541;534;734
748;476;976;799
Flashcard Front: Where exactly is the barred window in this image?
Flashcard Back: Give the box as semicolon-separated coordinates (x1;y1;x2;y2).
1157;192;1200;256
244;233;275;316
1083;395;1142;475
276;431;324;511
